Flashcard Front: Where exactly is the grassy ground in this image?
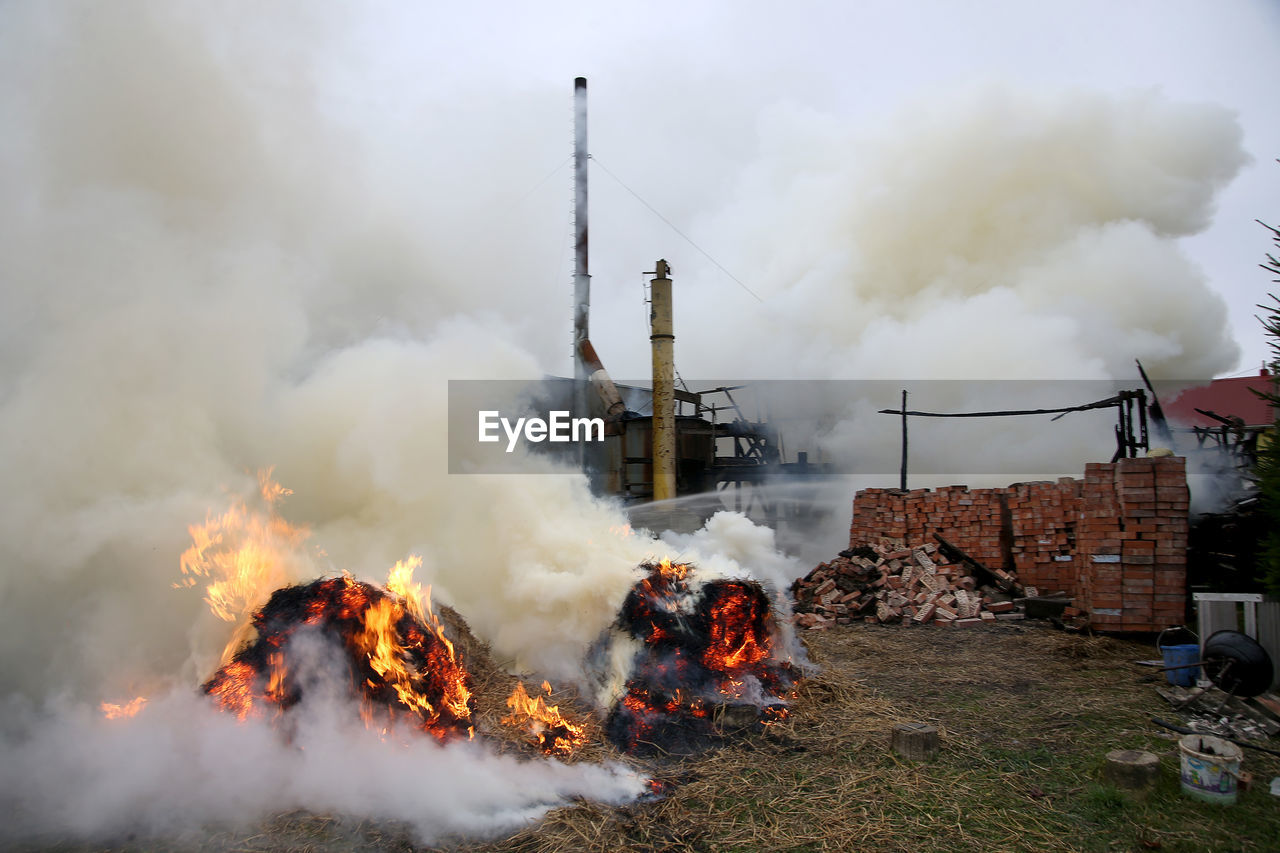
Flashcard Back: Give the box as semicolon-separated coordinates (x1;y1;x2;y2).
460;623;1280;853
23;622;1280;852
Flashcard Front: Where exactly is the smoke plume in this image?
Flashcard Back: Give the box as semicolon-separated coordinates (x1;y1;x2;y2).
667;87;1248;487
684;87;1246;381
0;3;792;844
0;689;645;845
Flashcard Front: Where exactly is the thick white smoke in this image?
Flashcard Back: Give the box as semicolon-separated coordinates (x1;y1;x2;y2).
0;5;801;844
0;689;646;845
669;87;1248;488
0;2;616;698
685;87;1246;381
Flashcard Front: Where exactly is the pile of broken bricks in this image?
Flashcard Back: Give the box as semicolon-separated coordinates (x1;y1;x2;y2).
790;537;1084;630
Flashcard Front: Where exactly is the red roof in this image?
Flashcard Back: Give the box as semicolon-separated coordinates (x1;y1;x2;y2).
1163;373;1278;428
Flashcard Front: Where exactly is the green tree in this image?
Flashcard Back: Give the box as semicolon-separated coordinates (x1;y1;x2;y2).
1255;219;1280;596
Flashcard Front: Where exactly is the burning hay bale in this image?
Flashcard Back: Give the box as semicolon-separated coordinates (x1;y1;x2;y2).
203;573;476;739
589;559;799;756
201;567;607;763
791;540;1030;629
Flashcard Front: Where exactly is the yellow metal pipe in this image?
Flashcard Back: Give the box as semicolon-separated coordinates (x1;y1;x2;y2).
650;259;676;501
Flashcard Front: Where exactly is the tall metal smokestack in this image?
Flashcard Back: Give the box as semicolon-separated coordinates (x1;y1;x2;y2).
573;78;590;409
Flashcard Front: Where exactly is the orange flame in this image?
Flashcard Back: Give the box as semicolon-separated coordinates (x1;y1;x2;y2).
374;558;473;728
100;696;147;720
355;593;472;728
203;660;258;721
502;681;588;756
185;475;475;740
655;557;687;582
264;651;288;711
702;586;769;674
386;556;426;623
607;563;799;753
177;469;309;631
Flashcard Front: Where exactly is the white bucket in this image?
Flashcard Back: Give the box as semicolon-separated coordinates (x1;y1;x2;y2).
1178;734;1243;805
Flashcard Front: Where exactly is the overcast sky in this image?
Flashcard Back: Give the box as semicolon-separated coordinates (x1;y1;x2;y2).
343;0;1280;377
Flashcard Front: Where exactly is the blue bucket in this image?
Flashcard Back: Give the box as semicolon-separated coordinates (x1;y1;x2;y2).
1161;643;1200;687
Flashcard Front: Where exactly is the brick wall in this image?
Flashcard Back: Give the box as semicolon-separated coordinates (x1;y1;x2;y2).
847;457;1188;632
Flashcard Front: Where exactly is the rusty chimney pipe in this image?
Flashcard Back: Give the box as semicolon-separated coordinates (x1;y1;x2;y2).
650;259;676;502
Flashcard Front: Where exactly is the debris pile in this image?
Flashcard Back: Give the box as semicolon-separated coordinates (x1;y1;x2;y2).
790;539;1075;629
849;487;1006;569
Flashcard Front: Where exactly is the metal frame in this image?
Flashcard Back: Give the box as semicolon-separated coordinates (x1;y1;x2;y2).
1193;592;1263;642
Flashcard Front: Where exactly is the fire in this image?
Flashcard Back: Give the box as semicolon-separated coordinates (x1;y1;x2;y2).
602;560;798;755
655;557;687;582
203;660;258;721
628;557;692;643
385;556;426;622
356;577;473;727
502;681;588;756
177;469;309;637
701;583;769;674
100;696;147;720
201;568;475;738
178;474;473;738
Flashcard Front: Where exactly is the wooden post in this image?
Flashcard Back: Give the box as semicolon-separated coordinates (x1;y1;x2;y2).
1101;749;1159;797
899;389;908;491
891;722;938;760
1136;389;1149;453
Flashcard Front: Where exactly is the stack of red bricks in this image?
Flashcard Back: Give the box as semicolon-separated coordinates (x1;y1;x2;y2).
849;486;1004;569
850;482;1085;596
1077;457;1189;632
1007;479;1083;598
839;457;1189;633
790;540;1022;630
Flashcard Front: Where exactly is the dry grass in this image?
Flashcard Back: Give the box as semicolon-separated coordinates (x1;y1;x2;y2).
456;623;1280;853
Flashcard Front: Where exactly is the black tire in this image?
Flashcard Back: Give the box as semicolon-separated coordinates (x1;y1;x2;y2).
1202;630;1274;698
